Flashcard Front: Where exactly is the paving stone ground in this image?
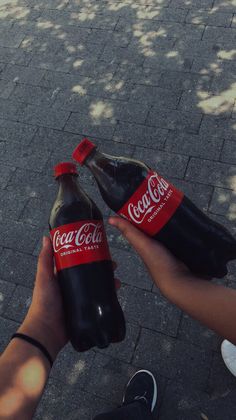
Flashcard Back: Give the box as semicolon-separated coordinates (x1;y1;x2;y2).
0;0;236;418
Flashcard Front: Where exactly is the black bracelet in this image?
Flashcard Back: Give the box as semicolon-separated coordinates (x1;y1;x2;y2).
11;333;53;368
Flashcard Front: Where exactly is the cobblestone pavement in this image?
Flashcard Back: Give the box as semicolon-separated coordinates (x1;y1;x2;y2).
0;0;236;418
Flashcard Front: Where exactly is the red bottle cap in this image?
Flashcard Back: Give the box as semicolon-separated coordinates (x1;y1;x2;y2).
72;138;96;166
54;162;78;178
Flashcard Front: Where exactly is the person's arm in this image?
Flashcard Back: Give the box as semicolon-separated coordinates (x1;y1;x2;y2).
0;237;68;420
109;216;236;346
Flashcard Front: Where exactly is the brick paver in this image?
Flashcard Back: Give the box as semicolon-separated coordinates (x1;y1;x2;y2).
0;0;236;418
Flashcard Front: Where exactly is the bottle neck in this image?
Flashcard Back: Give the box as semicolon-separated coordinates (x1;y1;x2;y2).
85;148;110;175
57;174;82;202
85;148;100;165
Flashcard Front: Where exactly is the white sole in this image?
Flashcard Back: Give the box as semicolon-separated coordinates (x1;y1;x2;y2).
221;340;236;377
123;369;158;412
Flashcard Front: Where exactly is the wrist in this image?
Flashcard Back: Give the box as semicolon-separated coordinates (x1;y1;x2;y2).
153;270;190;297
19;315;61;362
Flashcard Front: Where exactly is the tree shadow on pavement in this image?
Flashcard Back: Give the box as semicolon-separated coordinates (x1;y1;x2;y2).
0;0;236;419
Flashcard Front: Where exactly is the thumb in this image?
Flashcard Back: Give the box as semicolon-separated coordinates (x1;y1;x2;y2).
109;216;156;262
36;236;54;283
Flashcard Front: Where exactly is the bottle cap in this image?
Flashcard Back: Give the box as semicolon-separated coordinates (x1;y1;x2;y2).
54;162;78;178
72;138;96;166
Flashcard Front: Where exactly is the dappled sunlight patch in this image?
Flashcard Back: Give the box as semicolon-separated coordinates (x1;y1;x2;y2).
16;357;47;396
196;80;236;115
30;191;37;198
135;31;159;47
166;51;178;58
0;6;30;19
104;80;125;93
163;340;172;354
136;7;161;20
197;91;209;100
89;101;114;120
72;58;84;70
0;388;24;417
96;75;120;85
208;62;223;75
228;171;236;191
67;0;102;13
216;189;236;221
134;35;156;57
67;360;86;385
228;205;236;221
197;61;228;76
220;83;236;100
49;25;67;38
118;0;167;4
186;7;230;25
0;0;21;6
133;21;166;38
132;24;170;57
31;0;68;11
179;0;203;5
0;356;47;417
139;47;154;57
213;0;236;12
218;49;236;60
66;44;76;53
79;4;102;15
197;90;235;116
56;31;67;40
188;16;204;25
19;36;32;50
71;83;87;95
154;27;167;38
132;30;173;57
133;29;143;38
107;2;127;13
20;35;54;53
36;20;55;30
71;11;95;22
218;191;231;205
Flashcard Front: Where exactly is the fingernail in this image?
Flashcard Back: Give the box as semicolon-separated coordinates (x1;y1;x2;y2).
108;217;115;225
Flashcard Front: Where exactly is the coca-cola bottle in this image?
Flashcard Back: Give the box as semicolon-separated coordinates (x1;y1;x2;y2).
49;162;125;352
72;139;236;278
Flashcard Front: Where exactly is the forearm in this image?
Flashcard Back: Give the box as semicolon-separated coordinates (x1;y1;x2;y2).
0;318;53;420
159;274;236;345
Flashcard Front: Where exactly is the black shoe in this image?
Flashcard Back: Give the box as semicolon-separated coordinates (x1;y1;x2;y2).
122;369;158;413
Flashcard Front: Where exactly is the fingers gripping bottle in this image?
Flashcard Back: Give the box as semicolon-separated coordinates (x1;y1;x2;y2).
49;162;125;352
73;139;236;279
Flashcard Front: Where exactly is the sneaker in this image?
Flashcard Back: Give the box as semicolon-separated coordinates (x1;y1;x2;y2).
122;369;158;413
221;339;236;377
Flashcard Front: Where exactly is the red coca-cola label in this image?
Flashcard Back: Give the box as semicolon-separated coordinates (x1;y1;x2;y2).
50;220;111;271
118;171;184;236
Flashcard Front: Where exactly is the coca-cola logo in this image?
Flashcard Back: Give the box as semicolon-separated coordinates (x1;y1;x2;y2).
52;222;103;253
127;173;169;224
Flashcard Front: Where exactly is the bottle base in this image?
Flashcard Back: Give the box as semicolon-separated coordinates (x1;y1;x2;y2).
70;327;126;352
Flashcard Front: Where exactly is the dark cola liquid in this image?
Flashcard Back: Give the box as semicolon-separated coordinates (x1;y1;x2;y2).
49;174;125;352
85;152;236;278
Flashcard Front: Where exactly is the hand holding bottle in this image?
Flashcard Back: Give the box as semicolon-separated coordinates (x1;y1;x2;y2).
109;216;188;292
109;216;236;346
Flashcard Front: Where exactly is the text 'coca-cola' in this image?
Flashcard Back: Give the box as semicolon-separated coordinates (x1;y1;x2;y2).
50;220;111;271
118;171;184;236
